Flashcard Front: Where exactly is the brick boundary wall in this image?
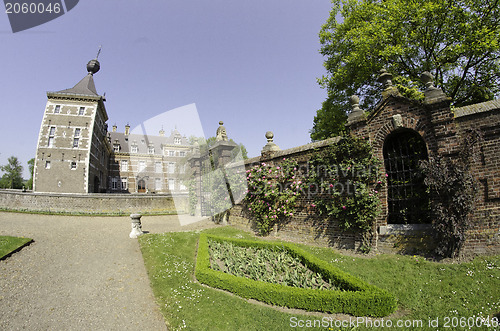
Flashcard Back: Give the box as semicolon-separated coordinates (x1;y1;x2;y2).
226;99;500;256
228;137;372;253
0;189;187;215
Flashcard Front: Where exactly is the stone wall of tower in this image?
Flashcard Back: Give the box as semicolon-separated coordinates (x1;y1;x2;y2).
33;98;101;193
87;101;111;193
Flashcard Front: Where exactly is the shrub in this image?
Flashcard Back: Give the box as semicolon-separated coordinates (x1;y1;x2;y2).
420;130;480;258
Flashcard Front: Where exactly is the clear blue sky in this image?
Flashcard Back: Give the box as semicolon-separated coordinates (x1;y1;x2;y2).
0;0;333;178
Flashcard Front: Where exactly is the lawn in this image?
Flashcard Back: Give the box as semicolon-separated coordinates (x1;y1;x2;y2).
139;227;500;330
0;235;32;259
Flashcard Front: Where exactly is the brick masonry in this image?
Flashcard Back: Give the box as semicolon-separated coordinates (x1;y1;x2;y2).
228;92;500;257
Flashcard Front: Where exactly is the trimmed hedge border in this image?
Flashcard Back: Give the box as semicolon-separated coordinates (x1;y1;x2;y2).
195;234;397;317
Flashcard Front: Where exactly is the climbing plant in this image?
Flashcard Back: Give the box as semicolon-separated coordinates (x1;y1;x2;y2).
244;159;306;235
307;135;384;251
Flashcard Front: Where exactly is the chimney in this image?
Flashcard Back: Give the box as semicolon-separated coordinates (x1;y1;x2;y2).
125;124;130;136
112;124;117;132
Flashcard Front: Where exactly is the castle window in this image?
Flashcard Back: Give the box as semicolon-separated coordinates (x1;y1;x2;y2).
179;151;186;157
111;177;118;190
73;128;80;148
48;126;55;147
168;179;175;190
139;161;146;172
45;161;51;169
174;137;181;145
169;150;175;157
70;161;77;170
155;178;162;190
54;105;60;113
168;162;175;174
155;162;162;173
121;160;128;171
79;107;85;115
121;177;128;190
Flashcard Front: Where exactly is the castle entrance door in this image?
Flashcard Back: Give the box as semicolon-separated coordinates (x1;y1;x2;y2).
137;179;146;193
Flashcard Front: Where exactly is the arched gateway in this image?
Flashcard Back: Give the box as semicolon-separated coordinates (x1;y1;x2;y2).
383;129;430;224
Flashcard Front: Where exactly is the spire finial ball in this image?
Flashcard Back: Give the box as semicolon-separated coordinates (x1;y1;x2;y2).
87;59;100;75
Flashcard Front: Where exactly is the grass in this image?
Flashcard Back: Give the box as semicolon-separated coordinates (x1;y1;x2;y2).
139;227;500;330
0;235;32;259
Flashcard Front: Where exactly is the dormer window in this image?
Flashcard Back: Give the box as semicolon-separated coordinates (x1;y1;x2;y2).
131;145;138;153
174;137;181;145
113;144;120;152
148;145;155;154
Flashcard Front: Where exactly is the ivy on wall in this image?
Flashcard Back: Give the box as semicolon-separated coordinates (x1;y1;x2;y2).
308;135;384;251
244;135;384;251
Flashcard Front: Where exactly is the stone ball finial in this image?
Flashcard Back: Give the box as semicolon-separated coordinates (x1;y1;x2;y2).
87;59;100;75
377;68;393;88
349;95;361;113
265;131;274;142
421;71;434;89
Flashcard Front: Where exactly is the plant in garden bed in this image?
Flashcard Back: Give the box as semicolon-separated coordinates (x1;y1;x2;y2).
208;239;338;290
307;135;384;252
244;159;306;235
197;234;397;317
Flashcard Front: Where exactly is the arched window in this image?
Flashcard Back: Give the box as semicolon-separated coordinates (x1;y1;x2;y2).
383;129;430;224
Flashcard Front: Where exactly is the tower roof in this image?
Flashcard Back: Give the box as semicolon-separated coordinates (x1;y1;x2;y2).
53;58;101;97
56;73;99;96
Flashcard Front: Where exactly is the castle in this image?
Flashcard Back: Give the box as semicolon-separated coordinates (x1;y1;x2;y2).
33;58;192;194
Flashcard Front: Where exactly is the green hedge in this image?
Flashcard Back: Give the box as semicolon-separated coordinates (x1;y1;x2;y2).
195;234;397;317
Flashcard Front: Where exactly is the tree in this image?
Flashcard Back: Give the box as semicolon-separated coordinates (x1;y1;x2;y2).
190;136;248;160
25;158;35;190
0;156;24;189
311;0;500;141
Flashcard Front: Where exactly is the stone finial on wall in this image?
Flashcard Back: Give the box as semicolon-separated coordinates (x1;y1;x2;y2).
347;95;366;125
421;71;449;104
216;121;229;142
261;131;280;156
377;68;400;99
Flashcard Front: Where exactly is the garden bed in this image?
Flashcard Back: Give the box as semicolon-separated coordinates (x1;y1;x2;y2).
196;234;397;317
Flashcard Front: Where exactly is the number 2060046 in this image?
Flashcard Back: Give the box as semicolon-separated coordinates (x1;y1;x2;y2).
443;316;498;328
5;2;61;14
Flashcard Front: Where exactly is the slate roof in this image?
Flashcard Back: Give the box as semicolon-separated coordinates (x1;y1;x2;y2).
55;73;99;97
454;99;500;118
109;129;190;155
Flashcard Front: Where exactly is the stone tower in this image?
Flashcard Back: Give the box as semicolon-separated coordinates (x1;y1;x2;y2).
33;58;110;193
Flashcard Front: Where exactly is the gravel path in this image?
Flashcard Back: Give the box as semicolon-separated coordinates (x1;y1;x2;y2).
0;212;218;331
